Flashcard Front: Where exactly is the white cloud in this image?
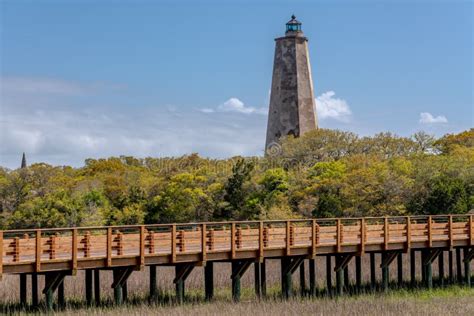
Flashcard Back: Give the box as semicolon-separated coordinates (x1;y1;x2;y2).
202;98;267;115
419;112;448;124
315;91;351;122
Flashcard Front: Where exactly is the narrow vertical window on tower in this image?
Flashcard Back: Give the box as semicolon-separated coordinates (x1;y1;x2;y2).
265;16;318;156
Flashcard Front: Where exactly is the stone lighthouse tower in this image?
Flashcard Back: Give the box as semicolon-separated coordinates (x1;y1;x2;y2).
265;15;318;154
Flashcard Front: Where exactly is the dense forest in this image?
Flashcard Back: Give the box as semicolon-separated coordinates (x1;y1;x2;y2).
0;128;472;229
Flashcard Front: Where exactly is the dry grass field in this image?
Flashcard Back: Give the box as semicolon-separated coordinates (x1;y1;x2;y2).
55;288;474;316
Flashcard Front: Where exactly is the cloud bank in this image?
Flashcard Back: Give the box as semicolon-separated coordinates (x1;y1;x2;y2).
419;112;448;124
0;77;267;168
0;76;355;169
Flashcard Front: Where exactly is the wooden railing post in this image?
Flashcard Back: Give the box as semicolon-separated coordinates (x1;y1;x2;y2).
336;219;341;253
428;216;432;248
448;215;453;249
72;229;78;273
469;215;473;246
259;221;264;261
106;227;112;267
171;225;177;263
315;221;320;249
231;223;236;259
360;218;365;255
35;230;41;272
406;216;411;252
139;226;145;269
0;231;3;279
286;221;291;256
384;217;389;251
201;224;207;262
311;219;317;258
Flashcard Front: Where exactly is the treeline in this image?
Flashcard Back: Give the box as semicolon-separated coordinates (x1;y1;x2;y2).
0;128;472;229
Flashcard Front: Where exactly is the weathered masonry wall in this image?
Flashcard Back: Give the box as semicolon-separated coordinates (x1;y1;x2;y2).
265;35;318;151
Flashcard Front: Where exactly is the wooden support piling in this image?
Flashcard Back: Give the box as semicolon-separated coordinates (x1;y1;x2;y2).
421;250;426;284
336;256;344;296
231;260;252;302
149;265;157;300
438;251;445;287
456;248;462;283
421;249;441;289
426;252;433;289
45;275;54;311
232;262;241;302
94;269;100;306
344;265;349;291
174;263;194;304
20;274;27;307
112;267;133;305
448;249;454;283
326;256;332;296
299;260;306;296
281;257;291;298
381;253;389;292
355;255;362;292
85;269;93;306
397;252;403;287
175;267;185;304
456;247;463;284
254;261;262;299
370;253;376;290
410;249;416;287
43;272;66;311
261;259;267;298
204;262;214;301
122;280;128;302
113;270;123;305
280;257;302;299
464;248;471;287
31;273;39;307
309;258;316;297
58;280;65;309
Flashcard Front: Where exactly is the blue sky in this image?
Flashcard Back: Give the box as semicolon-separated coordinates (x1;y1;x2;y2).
1;0;472;168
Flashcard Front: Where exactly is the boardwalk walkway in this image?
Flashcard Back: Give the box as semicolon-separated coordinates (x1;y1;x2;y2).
1;214;473;309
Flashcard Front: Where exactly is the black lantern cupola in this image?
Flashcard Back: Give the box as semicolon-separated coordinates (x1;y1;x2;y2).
286;15;302;34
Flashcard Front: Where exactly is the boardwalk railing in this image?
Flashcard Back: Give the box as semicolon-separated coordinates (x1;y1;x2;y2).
1;214;473;275
1;214;473;310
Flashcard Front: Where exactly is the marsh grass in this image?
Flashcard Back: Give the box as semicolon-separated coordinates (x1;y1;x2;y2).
45;287;474;315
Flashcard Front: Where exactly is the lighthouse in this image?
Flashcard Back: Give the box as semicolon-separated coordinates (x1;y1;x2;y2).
265;15;318;154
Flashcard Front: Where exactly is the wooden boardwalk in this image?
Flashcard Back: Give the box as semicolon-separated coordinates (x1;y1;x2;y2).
1;214;473;309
